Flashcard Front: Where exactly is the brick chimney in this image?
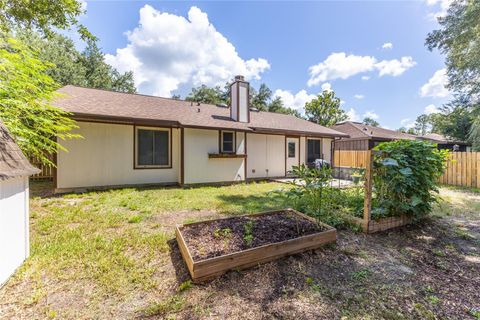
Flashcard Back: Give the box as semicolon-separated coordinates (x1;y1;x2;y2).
230;75;250;123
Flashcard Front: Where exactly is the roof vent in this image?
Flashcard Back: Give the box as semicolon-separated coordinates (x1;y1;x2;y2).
197;102;200;106
197;108;200;113
216;103;228;108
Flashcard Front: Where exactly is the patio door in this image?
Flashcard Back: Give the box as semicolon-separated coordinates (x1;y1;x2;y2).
307;139;322;164
286;137;299;175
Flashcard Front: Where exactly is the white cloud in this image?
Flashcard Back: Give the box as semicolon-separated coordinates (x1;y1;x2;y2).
425;0;454;19
321;82;332;92
363;110;379;119
401;118;415;129
420;68;450;98
104;5;270;96
274;89;316;112
382;42;393;50
354;94;364;99
307;52;416;86
361;76;370;81
375;56;416;77
424;104;440;114
346;108;360;122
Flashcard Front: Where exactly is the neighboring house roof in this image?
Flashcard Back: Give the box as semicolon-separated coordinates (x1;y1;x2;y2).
0;121;40;181
53;86;348;138
331;121;416;141
418;133;470;145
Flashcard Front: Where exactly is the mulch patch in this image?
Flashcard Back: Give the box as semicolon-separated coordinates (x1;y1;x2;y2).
181;211;327;260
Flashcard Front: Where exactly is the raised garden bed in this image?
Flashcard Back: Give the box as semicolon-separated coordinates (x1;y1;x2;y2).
175;209;337;282
346;214;412;233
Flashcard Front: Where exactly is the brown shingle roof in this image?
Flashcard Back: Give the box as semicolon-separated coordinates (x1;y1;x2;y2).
53;86;348;138
0;121;40;181
418;133;470;145
331;121;416;140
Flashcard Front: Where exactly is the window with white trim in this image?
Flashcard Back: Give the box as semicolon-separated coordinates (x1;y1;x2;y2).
135;127;170;168
221;131;235;153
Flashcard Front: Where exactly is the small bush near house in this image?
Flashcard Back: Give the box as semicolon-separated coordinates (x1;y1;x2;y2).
372;140;449;219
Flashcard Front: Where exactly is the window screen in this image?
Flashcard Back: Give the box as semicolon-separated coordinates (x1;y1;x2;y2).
288;141;296;158
222;132;234;153
137;129;169;166
307;139;321;163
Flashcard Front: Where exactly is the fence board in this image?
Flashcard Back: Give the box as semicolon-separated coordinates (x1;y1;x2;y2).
29;157;54;180
334;150;480;189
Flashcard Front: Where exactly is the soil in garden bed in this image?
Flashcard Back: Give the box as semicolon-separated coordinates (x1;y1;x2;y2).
180;211;328;260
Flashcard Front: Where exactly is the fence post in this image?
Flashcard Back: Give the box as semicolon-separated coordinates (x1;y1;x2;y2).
363;150;373;232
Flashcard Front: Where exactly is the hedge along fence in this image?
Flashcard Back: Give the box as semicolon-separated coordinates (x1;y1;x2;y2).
359;140;449;233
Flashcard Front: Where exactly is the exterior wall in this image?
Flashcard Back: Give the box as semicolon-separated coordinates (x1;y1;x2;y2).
184;128;245;184
0;176;29;286
246;133;285;178
57;122;180;189
300;136;306;165
322;138;333;163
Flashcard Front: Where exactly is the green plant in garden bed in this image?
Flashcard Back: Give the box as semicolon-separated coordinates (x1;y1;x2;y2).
279;165;352;227
372;140;449;219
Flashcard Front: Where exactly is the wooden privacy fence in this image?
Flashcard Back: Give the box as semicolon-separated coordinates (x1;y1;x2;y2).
439;152;480;188
334;150;480;189
333;150;369;168
29;157;54;180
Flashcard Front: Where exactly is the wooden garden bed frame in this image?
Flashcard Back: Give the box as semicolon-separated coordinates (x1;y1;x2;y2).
175;209;337;282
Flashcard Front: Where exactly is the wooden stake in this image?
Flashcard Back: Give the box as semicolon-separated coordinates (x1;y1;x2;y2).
363;150;373;232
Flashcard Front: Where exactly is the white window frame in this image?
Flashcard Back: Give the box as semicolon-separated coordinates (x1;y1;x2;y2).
134;126;171;169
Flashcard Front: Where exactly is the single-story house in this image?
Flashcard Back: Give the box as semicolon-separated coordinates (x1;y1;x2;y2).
417;133;472;152
0;121;39;286
331;121;416;150
52;76;348;192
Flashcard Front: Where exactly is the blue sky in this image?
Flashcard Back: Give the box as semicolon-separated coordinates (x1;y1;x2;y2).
77;0;451;130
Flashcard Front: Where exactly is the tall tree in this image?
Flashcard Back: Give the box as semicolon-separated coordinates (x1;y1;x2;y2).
304;90;347;126
18;31;136;93
185;85;226;104
250;83;272;111
426;0;480;149
362;117;379;127
0;36;79;165
0;0;93;40
413;114;431;136
81;40;135;93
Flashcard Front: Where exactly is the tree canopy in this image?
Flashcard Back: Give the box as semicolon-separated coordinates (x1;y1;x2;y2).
0;0;93;40
18;31;136;93
304;90;347;127
185;82;302;117
363;117;379;127
426;0;480;149
0;35;79;165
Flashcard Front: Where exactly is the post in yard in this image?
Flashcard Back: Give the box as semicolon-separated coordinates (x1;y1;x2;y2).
363;150;373;232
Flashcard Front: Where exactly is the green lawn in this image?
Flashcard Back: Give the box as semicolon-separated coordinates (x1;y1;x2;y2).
0;181;478;319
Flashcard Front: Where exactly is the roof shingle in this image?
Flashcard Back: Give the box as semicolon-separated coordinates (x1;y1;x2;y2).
331;121;416;140
0;121;40;181
54;86;348;138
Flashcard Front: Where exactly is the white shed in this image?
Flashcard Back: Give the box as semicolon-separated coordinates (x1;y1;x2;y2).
0;121;39;286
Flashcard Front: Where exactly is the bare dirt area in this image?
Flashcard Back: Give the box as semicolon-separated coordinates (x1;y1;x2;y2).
0;183;479;319
181;211;327;260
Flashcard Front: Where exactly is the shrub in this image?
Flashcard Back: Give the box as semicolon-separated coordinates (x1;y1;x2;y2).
372;140;449;219
281;164;345;227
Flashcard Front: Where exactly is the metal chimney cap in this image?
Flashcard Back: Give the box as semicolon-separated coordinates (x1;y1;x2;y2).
234;75;245;81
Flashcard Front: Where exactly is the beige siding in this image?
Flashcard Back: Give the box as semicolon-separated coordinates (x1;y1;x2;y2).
300;136;306;165
246;133;285;178
183;128;245;184
57;122;180;189
322;138;333;163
